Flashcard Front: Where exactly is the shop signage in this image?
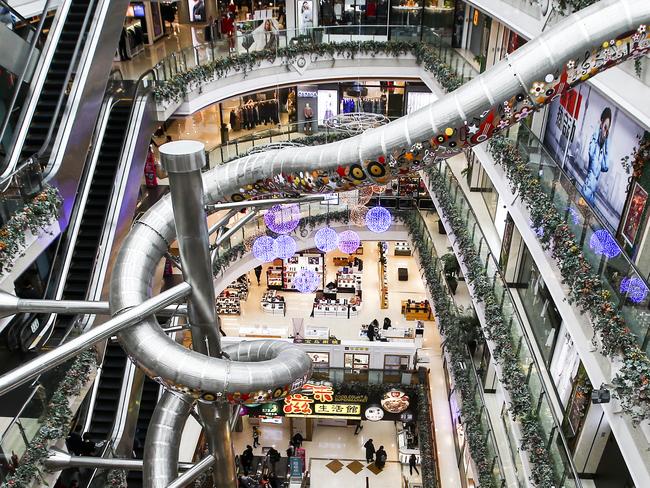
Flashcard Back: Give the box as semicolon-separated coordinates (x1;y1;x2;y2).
295;338;341;345
289;456;303;478
297;89;318;98
314;404;361;415
381;390;410;413
261;403;281;417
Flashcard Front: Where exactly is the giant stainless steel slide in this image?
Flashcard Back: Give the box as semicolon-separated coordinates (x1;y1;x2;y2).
70;0;650;484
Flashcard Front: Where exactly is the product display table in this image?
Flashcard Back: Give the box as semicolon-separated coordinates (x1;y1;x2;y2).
239;326;286;338
401;300;432;321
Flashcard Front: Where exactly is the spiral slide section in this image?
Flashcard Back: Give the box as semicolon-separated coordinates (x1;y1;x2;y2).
109;0;650;481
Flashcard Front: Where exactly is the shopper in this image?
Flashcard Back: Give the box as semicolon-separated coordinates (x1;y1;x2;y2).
366;323;375;342
409;453;419;475
292;432;303;448
267;447;281;471
363;439;375;463
354;420;363;435
254;265;263;285
286;443;295;458
252;426;260;448
204;16;217;43
241;445;254;474
269;473;280;488
375;446;387;469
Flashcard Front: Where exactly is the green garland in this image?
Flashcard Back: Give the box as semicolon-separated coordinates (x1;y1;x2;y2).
0;185;62;275
423;166;557;487
488;135;650;424
105;469;128;488
1;350;97;488
154;41;465;104
555;0;598;14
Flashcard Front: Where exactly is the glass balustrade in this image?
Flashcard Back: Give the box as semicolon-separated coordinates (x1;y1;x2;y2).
426;159;582;487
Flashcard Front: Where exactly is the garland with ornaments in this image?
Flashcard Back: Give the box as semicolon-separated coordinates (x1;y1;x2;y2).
0;185;62;276
0;350;97;488
488;135;650;424
423;164;558;487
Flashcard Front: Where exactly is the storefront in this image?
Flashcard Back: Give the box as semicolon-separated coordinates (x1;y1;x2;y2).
118;1;166;60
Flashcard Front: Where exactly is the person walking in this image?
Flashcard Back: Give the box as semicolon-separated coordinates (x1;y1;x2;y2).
241;445;254;474
254;265;263;285
252;426;260;448
409;453;419;475
354;420;363;435
363;439;375;463
375;446;387;469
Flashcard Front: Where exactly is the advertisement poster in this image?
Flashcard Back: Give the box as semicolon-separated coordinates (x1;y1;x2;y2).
317;90;337;124
622;182;648;245
544;85;645;231
152;2;163;38
298;0;314;33
188;0;205;22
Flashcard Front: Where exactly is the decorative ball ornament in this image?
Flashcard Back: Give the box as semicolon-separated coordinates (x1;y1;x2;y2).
338;230;361;254
372;185;387;194
273;235;297;259
350;205;369;226
358;187;373;205
244;231;266;252
340;190;360;207
264;204;301;234
314;227;338;252
293;268;320;293
620;277;649;303
252;236;277;262
589;229;621;258
365;206;392;233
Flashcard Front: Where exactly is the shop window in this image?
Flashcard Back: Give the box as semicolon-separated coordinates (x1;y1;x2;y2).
307;352;329;368
384;354;409;370
344;353;369;370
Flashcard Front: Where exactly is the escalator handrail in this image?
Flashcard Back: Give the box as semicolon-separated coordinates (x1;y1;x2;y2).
0;0;54;176
35;0;98;167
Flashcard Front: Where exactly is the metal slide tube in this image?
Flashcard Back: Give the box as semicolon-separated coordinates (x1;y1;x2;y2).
111;0;650;393
166;454;216;488
158;140;236;488
143;391;193;488
0;282;190;396
0;291;187;319
44;449;197;470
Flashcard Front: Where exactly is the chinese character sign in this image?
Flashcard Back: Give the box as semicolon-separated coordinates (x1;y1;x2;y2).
302;383;334;402
283;394;314;415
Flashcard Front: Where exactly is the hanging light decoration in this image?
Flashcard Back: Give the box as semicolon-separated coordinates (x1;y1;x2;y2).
244;231;266;252
252;236;277;262
273;235;297;259
293;268;320;293
589;229;621;259
366;205;392;233
264;204;301;234
620;277;649;304
350;205;369;226
358;186;374;205
338;230;361;254
372;184;387;194
340;190;360;207
314;227;338;252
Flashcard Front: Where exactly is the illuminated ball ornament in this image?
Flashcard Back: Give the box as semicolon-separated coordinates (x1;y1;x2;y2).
293;268;320;293
252;236;276;262
338;230;361;254
264;204;301;234
365;205;392;233
273;235;297;259
350;205;369;227
314;227;338;252
589;229;621;258
620;277;649;304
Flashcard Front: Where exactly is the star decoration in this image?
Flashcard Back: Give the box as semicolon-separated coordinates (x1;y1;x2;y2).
468;124;479;135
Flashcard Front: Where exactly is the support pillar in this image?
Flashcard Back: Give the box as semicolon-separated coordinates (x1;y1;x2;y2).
159;140;237;488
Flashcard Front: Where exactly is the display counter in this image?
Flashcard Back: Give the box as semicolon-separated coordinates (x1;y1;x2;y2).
401;300;432;321
394;241;412;256
261;290;285;315
313;297;361;318
360;324;414;341
304;326;329;340
239;326;286;338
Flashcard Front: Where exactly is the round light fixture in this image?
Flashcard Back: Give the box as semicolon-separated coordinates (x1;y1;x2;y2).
314;227;338;252
293;268;320;293
620;277;649;303
589;229;621;259
252;236;277;262
273;235;297;259
264;204;301;234
350;205;369;227
338;230;361;254
366;206;392;233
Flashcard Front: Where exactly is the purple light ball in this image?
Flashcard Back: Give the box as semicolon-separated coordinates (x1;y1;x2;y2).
264;204;300;234
293;268;320;293
338;230;361;254
365;206;392;233
252;236;277;262
589;229;621;259
314;227;339;252
273;235;297;259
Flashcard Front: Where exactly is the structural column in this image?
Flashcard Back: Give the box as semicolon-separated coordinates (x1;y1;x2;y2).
159;140;237;488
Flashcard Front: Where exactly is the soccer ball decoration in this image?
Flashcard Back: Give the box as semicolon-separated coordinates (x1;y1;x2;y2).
350;205;369;227
338;230;361;254
589;229;621;259
365;206;392;233
252;236;276;262
273;235;297;259
620;277;649;304
314;227;339;252
264;204;300;234
293;268;320;293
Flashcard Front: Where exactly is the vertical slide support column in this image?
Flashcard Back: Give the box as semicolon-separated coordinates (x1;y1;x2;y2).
159;140;237;488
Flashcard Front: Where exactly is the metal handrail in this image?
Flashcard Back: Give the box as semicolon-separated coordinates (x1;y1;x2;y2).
428;161;583;486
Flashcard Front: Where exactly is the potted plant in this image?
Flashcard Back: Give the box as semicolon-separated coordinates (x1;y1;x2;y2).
441;252;460;294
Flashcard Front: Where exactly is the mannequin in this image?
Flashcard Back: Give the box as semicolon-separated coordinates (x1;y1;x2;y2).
324;93;334;121
303;103;314;134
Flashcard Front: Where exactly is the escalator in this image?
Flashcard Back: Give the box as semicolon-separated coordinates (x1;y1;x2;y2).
19;0;96;160
45;100;132;346
127;376;160;488
85;338;127;443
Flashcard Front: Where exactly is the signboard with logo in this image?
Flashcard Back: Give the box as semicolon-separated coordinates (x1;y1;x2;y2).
245;382;418;422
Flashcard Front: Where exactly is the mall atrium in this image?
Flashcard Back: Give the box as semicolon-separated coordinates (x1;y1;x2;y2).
0;0;648;486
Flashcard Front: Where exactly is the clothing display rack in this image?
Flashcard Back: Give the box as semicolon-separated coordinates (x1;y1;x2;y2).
118;19;144;60
229;98;280;131
341;95;387;115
